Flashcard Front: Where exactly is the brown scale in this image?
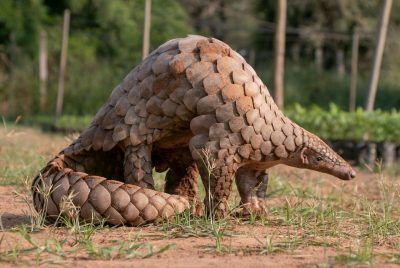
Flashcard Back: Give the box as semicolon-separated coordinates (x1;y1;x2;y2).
32;35;356;225
152;147;203;216
32;153;189;226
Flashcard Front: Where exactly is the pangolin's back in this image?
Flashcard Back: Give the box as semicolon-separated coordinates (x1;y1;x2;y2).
64;35;281;156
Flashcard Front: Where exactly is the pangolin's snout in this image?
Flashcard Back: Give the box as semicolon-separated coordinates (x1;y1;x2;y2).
331;164;356;180
340;167;356;180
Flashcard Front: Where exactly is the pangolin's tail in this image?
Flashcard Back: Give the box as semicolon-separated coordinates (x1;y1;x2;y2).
31;154;189;226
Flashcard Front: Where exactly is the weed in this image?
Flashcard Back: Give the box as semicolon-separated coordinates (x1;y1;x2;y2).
1;127;400;265
0;122;52;186
261;235;278;254
334;238;374;265
0;234;22;263
192;148;231;252
387;253;400;264
1;219;172;264
81;239;174;260
10;175;52;231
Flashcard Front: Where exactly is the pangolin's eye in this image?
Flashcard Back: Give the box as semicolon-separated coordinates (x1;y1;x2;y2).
316;156;322;161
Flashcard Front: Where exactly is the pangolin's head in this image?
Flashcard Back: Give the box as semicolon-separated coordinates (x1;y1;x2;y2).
287;131;356;181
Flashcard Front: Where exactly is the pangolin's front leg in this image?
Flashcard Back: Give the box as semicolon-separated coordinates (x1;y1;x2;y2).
191;134;238;218
235;167;269;216
198;161;237;218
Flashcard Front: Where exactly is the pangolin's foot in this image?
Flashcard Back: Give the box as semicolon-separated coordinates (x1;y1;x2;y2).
204;199;229;219
190;198;205;217
236;197;268;218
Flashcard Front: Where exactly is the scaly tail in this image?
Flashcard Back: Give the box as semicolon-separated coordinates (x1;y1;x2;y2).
32;154;189;226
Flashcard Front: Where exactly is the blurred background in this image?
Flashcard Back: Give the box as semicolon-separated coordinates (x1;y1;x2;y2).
1;0;400;116
0;0;400;161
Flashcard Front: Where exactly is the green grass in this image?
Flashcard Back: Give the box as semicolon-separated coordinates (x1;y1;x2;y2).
0;225;174;264
334;239;374;266
22;115;93;131
1;125;400;265
156;162;400;264
0;121;51;186
1;183;174;264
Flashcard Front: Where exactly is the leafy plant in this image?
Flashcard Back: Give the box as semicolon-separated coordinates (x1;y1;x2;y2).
287;103;400;143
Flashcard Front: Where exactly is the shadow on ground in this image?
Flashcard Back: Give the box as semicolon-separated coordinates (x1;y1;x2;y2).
0;213;31;230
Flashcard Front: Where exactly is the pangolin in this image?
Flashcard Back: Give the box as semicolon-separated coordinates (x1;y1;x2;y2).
32;35;356;225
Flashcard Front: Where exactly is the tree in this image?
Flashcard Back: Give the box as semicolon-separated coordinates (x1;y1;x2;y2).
0;0;194;116
178;0;259;49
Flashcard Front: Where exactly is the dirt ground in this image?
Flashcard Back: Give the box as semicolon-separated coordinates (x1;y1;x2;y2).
1;127;400;267
0;184;366;268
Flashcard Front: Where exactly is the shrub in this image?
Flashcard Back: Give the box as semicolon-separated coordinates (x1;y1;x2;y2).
287;104;400;143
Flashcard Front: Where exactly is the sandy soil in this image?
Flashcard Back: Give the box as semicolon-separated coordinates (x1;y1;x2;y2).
1;127;399;267
0;183;339;268
0;172;399;268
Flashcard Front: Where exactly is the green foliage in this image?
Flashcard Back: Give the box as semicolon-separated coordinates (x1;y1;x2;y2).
178;0;259;49
23;115;92;130
1;0;400;123
0;0;193;118
256;61;400;111
20;103;400;144
0;0;47;57
287;103;400;143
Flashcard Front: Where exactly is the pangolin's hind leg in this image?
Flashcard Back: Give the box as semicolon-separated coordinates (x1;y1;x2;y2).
123;144;155;189
235;167;269;216
164;163;203;216
62;147;125;181
153;147;203;216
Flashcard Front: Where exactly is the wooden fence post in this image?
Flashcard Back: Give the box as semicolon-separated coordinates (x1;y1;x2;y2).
39;30;48;112
8;32;17;116
142;0;152;60
349;30;359;112
365;0;392;111
273;0;287;109
55;9;70;118
336;48;345;79
315;44;323;72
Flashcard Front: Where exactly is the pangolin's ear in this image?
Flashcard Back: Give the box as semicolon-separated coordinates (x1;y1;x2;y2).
300;147;309;165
